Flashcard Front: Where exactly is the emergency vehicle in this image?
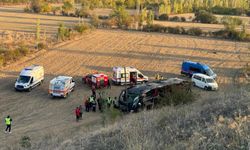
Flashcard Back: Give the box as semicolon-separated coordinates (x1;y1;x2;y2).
83;73;109;88
15;65;44;91
49;76;75;98
112;67;149;85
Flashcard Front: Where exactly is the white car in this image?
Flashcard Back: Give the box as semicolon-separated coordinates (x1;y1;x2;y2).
192;73;218;91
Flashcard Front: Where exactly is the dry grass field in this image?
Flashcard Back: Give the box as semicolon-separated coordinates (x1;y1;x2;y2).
0;29;249;149
0;5;249;149
0;6;80;35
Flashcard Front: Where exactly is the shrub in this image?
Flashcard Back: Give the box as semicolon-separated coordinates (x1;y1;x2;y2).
167;26;184;34
18;45;30;56
169;16;181;22
158;85;194;106
90;14;100;28
98;15;109;20
211;6;246;16
247;11;250;17
30;0;44;13
181;17;186;22
75;8;91;18
221;16;243;31
143;24;166;32
187;27;203;36
62;1;74;16
158;14;169;21
19;136;31;148
37;42;47;50
24;6;30;12
57;23;71;41
194;10;218;24
74;23;90;34
52;6;61;15
41;2;52;13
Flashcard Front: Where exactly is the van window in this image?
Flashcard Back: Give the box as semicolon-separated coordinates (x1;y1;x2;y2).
206;78;214;83
201;78;206;83
190;67;201;72
30;77;34;84
194;75;201;81
121;73;128;78
138;74;143;78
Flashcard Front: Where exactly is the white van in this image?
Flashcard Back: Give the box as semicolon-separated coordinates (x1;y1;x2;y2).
49;76;75;98
192;73;218;91
112;67;149;85
15;65;44;91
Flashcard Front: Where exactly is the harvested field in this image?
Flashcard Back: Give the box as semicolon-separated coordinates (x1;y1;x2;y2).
0;29;249;149
0;6;80;35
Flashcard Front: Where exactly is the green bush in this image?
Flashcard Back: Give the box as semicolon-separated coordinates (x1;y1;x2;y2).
187;27;203;36
181;17;186;22
37;42;47;50
19;136;31;148
211;6;246;16
90;14;100;28
30;0;44;13
24;6;30;12
158;14;169;21
75;8;91;18
167;26;185;34
169;16;181;22
57;23;71;41
41;2;52;13
194;10;218;24
74;23;90;34
157;85;194;106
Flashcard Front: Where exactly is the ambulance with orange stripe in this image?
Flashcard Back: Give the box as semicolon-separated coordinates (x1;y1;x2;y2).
112;67;149;85
49;76;75;98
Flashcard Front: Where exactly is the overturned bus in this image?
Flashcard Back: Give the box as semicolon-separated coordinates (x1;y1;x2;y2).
115;78;191;112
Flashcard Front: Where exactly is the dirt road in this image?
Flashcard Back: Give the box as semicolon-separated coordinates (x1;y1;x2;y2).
0;29;249;148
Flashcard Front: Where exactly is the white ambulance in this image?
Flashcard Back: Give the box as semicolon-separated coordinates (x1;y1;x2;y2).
15;65;44;91
49;76;75;98
112;67;149;85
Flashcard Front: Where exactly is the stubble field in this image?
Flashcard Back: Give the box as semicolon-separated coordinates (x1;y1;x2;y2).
0;6;249;148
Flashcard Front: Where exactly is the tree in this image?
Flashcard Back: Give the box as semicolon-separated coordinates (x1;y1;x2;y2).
62;0;74;15
194;10;217;24
30;0;44;13
110;3;131;28
221;16;243;31
146;10;154;27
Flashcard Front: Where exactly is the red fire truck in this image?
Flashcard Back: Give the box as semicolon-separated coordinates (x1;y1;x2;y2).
83;73;109;88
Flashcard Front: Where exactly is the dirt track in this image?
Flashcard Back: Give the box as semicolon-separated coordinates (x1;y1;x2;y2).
0;29;249;148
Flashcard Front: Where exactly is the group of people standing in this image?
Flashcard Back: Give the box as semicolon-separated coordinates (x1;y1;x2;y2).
74;85;116;122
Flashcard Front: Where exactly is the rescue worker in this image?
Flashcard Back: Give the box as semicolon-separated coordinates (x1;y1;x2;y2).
5;115;12;134
97;97;102;112
107;97;113;108
89;95;96;112
107;79;111;89
84;97;90;112
79;105;83;119
75;107;80;122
